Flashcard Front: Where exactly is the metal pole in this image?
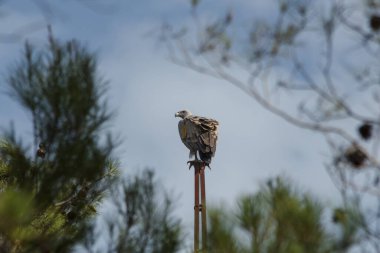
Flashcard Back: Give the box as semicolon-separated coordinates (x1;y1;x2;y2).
200;166;207;252
194;166;200;253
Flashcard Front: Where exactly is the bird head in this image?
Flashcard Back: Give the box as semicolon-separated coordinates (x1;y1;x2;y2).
175;110;192;119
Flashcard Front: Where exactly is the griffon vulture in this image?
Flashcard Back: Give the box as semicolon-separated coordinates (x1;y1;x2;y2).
175;110;219;165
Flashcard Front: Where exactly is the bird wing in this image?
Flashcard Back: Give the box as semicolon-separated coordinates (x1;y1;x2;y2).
186;116;219;156
178;120;195;152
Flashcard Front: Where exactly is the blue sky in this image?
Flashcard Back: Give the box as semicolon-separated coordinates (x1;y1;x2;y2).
0;0;344;250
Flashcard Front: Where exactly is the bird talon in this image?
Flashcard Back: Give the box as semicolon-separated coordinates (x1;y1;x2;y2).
187;160;211;170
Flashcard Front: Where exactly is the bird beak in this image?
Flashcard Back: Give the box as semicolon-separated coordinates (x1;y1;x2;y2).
175;112;179;118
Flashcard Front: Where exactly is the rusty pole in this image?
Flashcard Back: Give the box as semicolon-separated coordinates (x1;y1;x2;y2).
194;166;200;253
190;161;207;253
200;166;207;251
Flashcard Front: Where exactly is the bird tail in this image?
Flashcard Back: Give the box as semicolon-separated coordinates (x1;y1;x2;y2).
199;152;212;165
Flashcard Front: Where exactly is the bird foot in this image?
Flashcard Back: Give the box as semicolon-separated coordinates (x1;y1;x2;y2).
187;160;211;170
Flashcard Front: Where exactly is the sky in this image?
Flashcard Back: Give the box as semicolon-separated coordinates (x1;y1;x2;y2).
0;0;352;250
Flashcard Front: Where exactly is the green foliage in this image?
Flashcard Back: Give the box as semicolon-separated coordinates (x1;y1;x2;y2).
0;190;34;234
207;177;359;253
0;33;116;252
261;178;327;253
331;205;363;252
207;209;241;253
6;33;113;204
85;169;182;253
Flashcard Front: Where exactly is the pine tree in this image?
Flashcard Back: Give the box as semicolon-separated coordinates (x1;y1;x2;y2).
0;32;117;253
81;169;183;253
207;177;360;253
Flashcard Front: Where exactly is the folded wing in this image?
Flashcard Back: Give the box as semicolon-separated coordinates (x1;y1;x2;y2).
178;115;219;163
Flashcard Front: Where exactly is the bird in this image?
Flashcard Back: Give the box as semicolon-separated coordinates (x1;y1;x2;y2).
175;110;219;165
36;143;46;158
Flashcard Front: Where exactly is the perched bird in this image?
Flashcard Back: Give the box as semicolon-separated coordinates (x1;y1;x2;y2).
175;110;219;165
36;143;46;158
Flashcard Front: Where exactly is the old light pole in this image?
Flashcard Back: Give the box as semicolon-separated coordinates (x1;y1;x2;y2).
189;161;208;253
